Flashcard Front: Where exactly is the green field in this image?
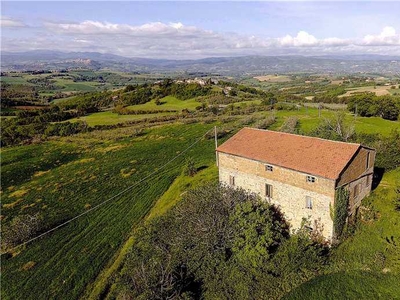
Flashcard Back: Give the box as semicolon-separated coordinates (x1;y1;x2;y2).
127;95;201;111
1;123;218;299
271;107;400;136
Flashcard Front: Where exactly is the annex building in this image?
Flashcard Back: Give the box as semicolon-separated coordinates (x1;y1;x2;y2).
216;128;376;239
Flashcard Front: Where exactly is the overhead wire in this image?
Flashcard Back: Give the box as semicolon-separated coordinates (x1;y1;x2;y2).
3;126;214;253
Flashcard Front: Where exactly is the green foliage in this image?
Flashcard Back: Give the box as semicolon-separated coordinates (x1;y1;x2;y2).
313;86;346;103
347;93;400;120
118;184;329;299
333;187;350;240
310;111;355;142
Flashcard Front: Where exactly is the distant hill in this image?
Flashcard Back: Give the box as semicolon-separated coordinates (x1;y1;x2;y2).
2;50;400;76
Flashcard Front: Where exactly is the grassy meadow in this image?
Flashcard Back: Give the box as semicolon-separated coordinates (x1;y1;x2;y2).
1;122;220;299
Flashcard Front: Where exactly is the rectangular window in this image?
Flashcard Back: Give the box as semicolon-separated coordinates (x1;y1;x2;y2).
229;175;235;186
265;165;273;172
306;175;316;183
306;196;313;209
265;184;273;199
366;152;370;169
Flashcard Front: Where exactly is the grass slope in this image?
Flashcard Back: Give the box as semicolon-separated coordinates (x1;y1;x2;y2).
284;168;400;299
1;123;217;300
86;165;219;299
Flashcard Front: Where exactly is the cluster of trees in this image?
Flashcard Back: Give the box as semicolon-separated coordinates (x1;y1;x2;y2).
120;80;212;105
1;83;40;106
27;77;61;90
313;86;347;103
112;105;177;115
117;184;328;299
60;91;114;113
1;118;88;146
1;104;93;146
347;93;400;120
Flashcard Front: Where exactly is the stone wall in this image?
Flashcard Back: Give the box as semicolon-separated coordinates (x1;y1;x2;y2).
218;153;335;238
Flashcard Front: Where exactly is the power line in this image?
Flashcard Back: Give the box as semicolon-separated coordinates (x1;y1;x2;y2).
19;125;196;203
3;127;213;254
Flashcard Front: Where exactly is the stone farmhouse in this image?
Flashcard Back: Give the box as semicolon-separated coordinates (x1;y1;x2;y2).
216;128;376;239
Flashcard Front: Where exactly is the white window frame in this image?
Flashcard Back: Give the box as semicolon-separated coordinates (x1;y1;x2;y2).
265;164;273;172
306;196;313;209
306;175;316;183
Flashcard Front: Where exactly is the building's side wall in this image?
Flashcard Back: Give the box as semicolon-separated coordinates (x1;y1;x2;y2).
218;153;336;197
337;147;375;187
337;147;375;213
218;152;335;238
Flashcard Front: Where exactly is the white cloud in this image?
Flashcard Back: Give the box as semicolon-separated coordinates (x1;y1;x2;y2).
279;31;319;47
363;26;400;45
2;20;400;58
1;16;26;28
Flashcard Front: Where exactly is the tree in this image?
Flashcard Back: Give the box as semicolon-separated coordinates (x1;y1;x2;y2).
378;96;399;120
119;184;328;299
311;111;355;142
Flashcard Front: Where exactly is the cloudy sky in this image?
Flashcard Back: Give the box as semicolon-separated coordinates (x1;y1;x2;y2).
1;1;400;59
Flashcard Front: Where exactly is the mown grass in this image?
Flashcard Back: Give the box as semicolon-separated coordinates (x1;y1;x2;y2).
127;95;201;111
284;168;400;299
271;107;399;136
1;123;218;300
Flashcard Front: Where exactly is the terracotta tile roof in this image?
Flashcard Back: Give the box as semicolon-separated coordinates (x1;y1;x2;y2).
216;128;361;180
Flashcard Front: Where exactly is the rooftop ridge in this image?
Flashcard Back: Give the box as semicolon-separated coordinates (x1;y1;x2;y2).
216;127;363;180
243;127;362;147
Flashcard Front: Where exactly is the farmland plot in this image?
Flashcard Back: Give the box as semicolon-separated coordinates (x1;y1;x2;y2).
1;123;217;300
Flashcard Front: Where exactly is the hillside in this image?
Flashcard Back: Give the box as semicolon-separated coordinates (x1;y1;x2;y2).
1;75;399;299
2;51;400;76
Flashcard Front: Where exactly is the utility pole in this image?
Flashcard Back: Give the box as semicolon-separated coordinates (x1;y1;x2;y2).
214;126;218;167
318;103;321;118
355;103;358;120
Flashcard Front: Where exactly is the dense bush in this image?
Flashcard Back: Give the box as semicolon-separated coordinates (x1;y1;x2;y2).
347;93;400;120
118;184;328;299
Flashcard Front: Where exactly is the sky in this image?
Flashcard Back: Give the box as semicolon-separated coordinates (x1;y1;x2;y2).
1;1;400;59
